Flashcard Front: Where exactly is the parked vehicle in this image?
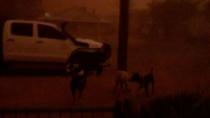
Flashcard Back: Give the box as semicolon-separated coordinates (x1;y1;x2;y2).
0;20;111;72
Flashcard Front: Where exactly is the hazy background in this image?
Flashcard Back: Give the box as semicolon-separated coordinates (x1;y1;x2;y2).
0;0;210;91
42;0;149;17
0;0;210;109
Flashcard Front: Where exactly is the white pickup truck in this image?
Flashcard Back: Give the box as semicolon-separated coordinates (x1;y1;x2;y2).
0;20;111;72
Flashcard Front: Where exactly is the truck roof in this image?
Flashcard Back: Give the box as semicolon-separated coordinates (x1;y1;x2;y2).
5;19;59;30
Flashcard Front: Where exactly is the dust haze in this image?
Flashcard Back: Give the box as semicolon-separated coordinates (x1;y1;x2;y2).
0;0;210;117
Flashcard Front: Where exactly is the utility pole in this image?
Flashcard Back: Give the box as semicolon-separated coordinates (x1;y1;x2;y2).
117;0;129;71
151;0;155;40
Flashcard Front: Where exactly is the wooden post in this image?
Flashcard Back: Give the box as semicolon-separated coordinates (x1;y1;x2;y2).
117;0;129;71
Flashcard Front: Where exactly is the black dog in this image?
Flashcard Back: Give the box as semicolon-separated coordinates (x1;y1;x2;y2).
130;68;154;96
70;66;88;103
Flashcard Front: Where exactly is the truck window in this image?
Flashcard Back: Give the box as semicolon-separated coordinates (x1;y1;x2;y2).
38;24;66;40
11;23;33;36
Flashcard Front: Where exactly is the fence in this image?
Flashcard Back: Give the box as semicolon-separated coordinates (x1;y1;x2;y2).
0;107;114;118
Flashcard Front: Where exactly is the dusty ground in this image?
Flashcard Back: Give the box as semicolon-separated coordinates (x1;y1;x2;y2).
0;69;115;108
0;38;210;108
0;37;210;118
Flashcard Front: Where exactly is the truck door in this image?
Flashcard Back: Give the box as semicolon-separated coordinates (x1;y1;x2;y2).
36;24;77;63
3;22;37;62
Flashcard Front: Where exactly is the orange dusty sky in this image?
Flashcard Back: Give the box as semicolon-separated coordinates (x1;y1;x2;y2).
42;0;150;16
